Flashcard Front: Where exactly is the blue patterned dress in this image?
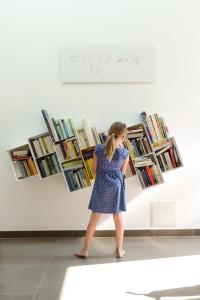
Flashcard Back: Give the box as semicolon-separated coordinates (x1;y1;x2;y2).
88;144;129;213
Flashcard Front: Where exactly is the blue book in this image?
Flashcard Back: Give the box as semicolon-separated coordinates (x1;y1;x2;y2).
132;139;140;157
67;171;77;191
52;154;61;173
140;112;153;144
61;119;70;138
64;171;73;191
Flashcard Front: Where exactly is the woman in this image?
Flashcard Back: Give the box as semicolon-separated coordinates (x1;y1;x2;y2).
75;122;129;258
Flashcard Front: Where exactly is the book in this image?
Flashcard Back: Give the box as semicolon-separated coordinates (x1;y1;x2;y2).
12;150;28;156
41;110;59;142
10;146;38;179
82;119;96;147
140;112;170;145
37;153;61;178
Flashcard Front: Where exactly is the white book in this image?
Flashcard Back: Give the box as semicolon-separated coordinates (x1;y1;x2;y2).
128;128;143;133
82;119;96;147
44;136;54;153
38;137;47;155
159;154;167;171
13;161;23;178
127;133;144;139
152;165;162;183
164;152;173;170
78;129;88;149
33;140;43;157
92;127;101;144
134;161;153;167
12;150;28;156
151;114;162;141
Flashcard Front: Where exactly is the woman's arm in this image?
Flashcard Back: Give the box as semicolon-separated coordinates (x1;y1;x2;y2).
121;155;129;175
92;152;97;175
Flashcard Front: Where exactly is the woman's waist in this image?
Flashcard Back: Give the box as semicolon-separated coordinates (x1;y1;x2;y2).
97;168;122;176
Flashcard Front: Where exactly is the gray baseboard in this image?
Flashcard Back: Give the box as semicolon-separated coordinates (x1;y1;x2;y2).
0;229;200;238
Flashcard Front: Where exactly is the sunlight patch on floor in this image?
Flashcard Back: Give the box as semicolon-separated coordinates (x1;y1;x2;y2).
59;254;200;300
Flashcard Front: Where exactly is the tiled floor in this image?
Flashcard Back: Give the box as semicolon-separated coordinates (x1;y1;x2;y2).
0;236;200;299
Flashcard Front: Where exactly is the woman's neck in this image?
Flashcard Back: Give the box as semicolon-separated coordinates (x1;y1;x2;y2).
115;139;122;148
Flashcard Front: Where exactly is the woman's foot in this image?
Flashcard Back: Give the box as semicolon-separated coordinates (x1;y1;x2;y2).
115;249;125;258
74;250;88;258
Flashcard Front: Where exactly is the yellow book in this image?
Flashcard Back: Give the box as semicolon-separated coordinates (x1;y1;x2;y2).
83;168;91;186
27;157;38;175
85;159;93;179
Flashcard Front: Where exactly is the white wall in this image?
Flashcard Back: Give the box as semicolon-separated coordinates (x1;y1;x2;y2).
0;0;199;231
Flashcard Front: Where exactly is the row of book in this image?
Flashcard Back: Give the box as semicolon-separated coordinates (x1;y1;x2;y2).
42;109;75;142
155;138;182;172
55;138;80;162
77;119;107;149
62;159;90;191
11;149;38;179
140;111;170;145
30;135;54;158
126;126;152;157
13;158;38;179
36;153;61;178
137;165;163;188
134;155;163;188
85;158;95;180
82;150;95;180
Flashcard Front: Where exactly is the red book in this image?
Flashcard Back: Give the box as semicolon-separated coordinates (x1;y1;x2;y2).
129;160;136;176
12;155;31;161
169;148;177;168
146;165;156;185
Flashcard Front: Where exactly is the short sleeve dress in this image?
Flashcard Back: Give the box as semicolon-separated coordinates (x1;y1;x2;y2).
88;144;129;213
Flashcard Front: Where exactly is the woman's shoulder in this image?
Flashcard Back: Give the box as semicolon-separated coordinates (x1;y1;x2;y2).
94;143;104;153
117;146;129;159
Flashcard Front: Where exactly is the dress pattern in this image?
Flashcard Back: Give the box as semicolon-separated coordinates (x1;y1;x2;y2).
88;144;129;213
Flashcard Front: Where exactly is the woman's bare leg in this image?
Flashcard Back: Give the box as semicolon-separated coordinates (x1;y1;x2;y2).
113;212;125;257
75;212;101;257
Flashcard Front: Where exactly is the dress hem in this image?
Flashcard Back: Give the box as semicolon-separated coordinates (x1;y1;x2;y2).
88;208;126;214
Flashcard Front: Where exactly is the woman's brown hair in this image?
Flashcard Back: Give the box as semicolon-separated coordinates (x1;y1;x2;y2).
104;122;127;161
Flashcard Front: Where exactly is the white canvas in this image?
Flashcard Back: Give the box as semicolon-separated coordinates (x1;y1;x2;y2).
60;45;156;83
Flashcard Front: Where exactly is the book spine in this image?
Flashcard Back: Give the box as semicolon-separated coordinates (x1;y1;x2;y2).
41;110;58;142
146;165;156;185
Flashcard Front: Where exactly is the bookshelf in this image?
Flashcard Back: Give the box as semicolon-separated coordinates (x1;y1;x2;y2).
41;110;95;191
7;109;183;192
28;132;62;179
133;153;164;188
7;144;38;180
140;111;183;173
124;123;164;189
81;146;96;182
